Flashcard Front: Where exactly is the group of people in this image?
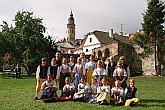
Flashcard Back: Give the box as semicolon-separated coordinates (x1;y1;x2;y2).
34;52;139;106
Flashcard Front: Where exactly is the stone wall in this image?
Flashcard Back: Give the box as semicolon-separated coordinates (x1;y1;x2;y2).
133;44;156;75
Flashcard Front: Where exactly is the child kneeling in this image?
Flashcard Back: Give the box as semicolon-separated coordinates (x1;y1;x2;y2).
125;79;140;106
40;74;59;103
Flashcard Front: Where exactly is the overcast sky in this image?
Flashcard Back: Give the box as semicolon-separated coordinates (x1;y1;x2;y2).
0;0;152;40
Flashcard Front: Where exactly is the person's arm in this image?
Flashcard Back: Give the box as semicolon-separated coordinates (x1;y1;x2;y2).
67;65;71;73
121;70;127;84
83;65;86;75
56;66;61;80
103;68;107;76
47;66;50;76
113;69;117;80
120;88;124;97
41;81;46;90
105;86;111;94
52;80;56;88
72;64;76;73
124;88;128;97
135;91;138;98
126;67;130;78
36;65;40;81
63;85;67;92
70;83;75;91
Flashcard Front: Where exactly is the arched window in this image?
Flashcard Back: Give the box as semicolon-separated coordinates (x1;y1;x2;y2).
98;50;102;60
104;48;110;59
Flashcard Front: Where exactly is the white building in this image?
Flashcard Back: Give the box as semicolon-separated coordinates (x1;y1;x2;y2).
82;29;114;55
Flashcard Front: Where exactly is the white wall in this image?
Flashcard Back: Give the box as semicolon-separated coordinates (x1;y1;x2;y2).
84;34;100;46
74;49;83;54
83;43;101;55
83;34;101;55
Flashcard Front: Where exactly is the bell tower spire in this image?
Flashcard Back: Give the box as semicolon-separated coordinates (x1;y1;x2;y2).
66;10;75;42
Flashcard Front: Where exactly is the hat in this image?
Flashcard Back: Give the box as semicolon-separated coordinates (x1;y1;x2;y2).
41;57;47;61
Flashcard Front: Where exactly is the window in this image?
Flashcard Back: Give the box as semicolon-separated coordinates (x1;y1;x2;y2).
86;49;88;52
89;38;92;43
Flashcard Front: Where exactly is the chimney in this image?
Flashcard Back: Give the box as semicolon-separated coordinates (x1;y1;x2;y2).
109;29;114;38
120;32;123;36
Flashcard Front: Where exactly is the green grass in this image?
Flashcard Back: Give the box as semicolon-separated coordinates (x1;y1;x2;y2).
0;75;165;110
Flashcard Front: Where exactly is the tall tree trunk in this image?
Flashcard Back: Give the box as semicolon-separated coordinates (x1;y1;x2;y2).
154;35;158;75
22;63;30;75
157;45;162;76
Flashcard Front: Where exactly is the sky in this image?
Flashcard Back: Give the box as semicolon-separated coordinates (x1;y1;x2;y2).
0;0;151;40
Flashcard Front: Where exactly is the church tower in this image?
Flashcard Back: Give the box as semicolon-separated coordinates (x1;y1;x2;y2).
67;10;75;42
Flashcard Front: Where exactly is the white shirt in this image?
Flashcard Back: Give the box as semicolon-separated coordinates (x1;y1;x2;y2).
36;65;47;81
56;64;71;79
97;85;111;94
63;83;75;92
111;87;124;97
78;82;90;93
73;63;86;75
41;80;56;90
113;67;127;77
92;68;107;76
85;61;96;71
36;65;40;81
90;83;98;94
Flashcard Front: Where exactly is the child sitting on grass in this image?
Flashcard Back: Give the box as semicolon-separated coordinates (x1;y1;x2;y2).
111;80;124;105
97;77;111;105
40;74;58;103
125;79;140;106
73;77;90;102
60;77;75;101
88;78;98;104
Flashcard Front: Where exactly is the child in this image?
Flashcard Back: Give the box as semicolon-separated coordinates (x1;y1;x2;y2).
15;63;21;78
68;56;75;82
34;57;48;100
60;77;75;101
85;55;96;85
125;79;139;106
106;56;116;88
119;56;130;79
92;60;107;86
55;52;62;67
40;74;58;103
88;78;98;104
97;77;111;105
111;80;124;105
80;52;88;66
113;61;127;89
73;77;90;101
101;57;107;69
47;58;58;82
73;57;86;89
57;58;71;92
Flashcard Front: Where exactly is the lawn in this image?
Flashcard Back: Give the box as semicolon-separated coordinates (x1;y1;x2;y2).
0;75;165;110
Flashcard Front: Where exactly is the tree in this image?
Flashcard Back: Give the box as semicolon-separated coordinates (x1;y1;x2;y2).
134;0;165;75
0;11;57;74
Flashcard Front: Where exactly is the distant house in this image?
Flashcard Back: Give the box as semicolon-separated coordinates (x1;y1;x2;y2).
78;29;142;75
57;41;75;54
